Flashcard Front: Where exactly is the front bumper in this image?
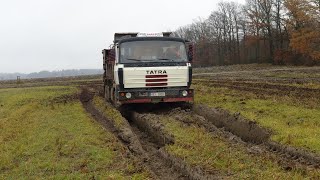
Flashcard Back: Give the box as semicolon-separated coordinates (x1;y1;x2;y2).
117;88;194;104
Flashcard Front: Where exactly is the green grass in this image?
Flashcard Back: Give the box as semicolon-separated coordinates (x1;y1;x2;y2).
90;94;320;178
0;86;149;179
161;116;320;179
194;83;320;154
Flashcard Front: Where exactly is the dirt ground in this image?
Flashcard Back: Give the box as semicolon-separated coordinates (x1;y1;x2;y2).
79;85;319;179
1;64;320;179
80;88;219;179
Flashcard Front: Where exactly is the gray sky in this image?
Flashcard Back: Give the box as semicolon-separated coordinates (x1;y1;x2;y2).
0;0;245;73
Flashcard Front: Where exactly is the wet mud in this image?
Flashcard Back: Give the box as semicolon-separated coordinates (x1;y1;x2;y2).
80;88;215;179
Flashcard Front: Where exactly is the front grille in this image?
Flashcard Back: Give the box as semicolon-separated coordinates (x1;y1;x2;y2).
145;74;168;87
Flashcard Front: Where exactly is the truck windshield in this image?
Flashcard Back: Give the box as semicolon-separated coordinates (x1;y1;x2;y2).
119;40;188;63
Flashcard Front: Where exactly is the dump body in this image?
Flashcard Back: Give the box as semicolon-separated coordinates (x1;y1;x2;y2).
102;32;194;106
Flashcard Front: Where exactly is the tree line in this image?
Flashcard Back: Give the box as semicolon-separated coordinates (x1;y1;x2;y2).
175;0;320;66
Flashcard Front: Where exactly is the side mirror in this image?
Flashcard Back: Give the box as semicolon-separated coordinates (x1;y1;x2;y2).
187;43;194;62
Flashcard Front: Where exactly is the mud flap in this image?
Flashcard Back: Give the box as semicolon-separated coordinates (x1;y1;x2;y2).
111;87;121;108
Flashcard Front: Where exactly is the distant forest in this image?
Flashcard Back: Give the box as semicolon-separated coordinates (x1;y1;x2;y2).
174;0;320;66
0;69;103;80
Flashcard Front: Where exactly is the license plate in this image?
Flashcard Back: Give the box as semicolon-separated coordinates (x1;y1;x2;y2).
150;92;165;97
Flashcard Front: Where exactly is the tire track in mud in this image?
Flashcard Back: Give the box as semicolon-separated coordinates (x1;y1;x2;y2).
129;104;320;175
79;88;144;155
80;88;216;180
132;103;320;171
81;85;319;177
192;105;320;169
122;110;219;180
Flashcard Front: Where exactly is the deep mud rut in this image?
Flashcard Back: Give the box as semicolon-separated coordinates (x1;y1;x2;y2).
79;86;319;179
132;103;320;170
80;87;217;180
191;105;320;169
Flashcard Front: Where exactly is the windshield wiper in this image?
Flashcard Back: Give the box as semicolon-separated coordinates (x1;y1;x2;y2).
125;58;155;63
156;58;174;62
125;58;142;61
125;58;178;63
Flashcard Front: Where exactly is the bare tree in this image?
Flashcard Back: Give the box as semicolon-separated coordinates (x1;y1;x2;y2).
245;0;263;62
174;0;318;66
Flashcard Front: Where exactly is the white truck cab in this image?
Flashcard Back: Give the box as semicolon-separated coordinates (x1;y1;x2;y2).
102;32;194;106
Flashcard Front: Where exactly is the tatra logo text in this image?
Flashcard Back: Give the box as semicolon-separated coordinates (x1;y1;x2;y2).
146;70;167;74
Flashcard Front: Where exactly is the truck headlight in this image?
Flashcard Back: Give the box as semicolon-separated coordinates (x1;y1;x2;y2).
126;92;132;99
182;90;188;97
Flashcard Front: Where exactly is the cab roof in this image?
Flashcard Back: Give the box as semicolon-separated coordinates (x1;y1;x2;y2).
117;36;187;44
114;32;173;43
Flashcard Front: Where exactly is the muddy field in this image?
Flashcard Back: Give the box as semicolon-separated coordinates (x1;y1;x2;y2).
78;86;319;179
1;65;320;179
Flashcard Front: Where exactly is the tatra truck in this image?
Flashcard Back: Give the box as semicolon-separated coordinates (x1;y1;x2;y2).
102;32;194;106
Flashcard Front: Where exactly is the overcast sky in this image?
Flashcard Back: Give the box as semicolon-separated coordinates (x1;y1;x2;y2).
0;0;245;73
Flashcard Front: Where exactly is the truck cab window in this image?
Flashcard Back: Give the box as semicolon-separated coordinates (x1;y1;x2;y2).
120;40;187;63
